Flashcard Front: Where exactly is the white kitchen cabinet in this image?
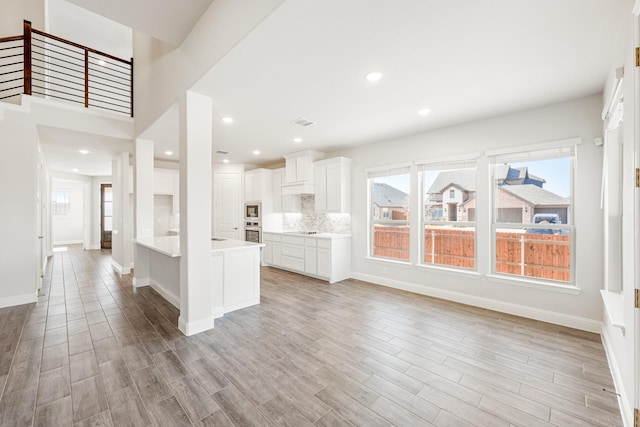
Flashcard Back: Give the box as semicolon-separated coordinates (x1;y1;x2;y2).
281;150;324;196
317;239;331;278
244;168;272;202
153;169;179;213
304;238;317;275
262;233;351;283
264;233;283;266
272;168;301;213
314;157;351;213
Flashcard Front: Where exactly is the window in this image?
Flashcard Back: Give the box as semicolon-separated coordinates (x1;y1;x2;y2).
490;144;574;283
420;160;477;270
52;191;70;215
368;166;410;261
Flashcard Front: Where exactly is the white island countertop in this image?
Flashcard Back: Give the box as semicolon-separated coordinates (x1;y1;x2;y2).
135;235;264;257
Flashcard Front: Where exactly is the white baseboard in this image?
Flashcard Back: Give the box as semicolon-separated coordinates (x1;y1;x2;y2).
110;259;131;275
213;306;225;319
178;315;215;336
223;298;260;314
86;245;101;250
0;292;38;309
350;272;602;333
53;240;83;246
149;280;180;309
601;324;633;427
132;277;149;288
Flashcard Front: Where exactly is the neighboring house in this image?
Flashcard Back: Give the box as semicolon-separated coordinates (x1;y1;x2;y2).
427;166;569;223
371;182;409;220
425;169;476;222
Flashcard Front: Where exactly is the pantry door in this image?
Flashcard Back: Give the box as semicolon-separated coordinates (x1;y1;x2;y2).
214;172;241;240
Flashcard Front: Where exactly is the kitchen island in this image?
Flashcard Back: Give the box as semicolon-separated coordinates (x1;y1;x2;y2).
133;235;264;319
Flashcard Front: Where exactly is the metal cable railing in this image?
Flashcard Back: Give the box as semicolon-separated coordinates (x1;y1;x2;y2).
0;20;133;116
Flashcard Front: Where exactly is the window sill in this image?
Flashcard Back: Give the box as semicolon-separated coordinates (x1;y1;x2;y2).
600;290;625;335
486;274;581;294
365;256;413;267
417;264;481;279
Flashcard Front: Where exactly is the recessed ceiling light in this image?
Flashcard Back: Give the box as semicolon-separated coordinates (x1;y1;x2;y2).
364;71;383;83
165;151;173;156
221;116;234;124
72;168;79;172
293;138;302;143
252;150;260;155
79;149;90;154
418;108;431;116
223;159;230;164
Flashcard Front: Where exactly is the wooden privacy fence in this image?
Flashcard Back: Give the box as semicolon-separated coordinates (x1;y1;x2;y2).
495;232;570;282
0;20;133;116
373;226;571;282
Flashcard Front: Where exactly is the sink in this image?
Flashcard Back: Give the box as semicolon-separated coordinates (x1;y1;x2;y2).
211;237;227;241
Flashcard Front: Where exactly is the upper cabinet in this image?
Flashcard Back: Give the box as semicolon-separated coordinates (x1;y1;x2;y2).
244;168;273;202
314;157;351;213
282;150;324;195
272;168;301;213
153;168;179;213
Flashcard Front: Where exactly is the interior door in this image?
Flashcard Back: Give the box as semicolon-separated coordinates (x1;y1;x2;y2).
101;184;113;249
214;172;241;240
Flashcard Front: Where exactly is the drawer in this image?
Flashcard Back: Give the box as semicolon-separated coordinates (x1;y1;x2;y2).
263;233;273;242
317;239;331;249
281;254;305;272
282;235;305;245
305;238;317;247
281;243;304;258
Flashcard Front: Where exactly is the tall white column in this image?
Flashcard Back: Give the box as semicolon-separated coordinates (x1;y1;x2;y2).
178;90;214;336
111;152;131;274
135;138;154;239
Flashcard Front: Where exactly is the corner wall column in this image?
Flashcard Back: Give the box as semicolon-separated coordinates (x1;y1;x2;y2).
178;90;214;336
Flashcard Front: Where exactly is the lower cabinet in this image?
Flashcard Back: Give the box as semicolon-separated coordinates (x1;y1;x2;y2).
262;232;350;283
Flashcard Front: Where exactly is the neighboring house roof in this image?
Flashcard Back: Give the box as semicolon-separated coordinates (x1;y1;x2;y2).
494;165;546;185
427;169;476;193
500;184;569;206
372;182;409;208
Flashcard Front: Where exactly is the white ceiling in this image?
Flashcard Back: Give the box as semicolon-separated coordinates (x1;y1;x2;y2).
186;0;628;165
39;126;133;176
41;0;629;172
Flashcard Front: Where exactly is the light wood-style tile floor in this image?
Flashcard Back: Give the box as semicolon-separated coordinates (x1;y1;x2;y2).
0;245;623;426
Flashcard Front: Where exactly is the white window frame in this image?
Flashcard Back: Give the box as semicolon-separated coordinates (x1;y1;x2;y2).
417;155;479;272
367;164;411;262
488;140;578;285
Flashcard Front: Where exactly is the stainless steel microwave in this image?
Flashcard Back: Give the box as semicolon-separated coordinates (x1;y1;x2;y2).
244;202;261;221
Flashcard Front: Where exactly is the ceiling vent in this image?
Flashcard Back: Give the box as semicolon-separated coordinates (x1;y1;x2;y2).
216;150;230;155
291;117;315;127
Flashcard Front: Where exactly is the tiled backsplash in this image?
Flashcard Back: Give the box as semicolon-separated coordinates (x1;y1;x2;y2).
283;194;351;234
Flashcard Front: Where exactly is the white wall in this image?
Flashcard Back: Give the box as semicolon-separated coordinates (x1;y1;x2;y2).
0;108;39;307
51;178;84;245
0;0;44;35
327;94;605;332
154;195;172;236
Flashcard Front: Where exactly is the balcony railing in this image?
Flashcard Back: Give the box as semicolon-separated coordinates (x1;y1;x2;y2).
0;20;133;116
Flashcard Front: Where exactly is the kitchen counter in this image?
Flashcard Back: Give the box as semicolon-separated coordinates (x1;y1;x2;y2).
133;235;263;321
135;235;264;256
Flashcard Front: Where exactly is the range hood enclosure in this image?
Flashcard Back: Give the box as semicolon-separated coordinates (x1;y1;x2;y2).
281;150;324;194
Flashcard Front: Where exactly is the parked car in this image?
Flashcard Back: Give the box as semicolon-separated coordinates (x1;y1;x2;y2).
526;214;561;234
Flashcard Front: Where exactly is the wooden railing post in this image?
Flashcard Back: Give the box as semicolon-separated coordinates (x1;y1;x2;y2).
84;49;89;108
23;20;32;95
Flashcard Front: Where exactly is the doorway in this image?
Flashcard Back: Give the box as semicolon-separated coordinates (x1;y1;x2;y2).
101;184;113;249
